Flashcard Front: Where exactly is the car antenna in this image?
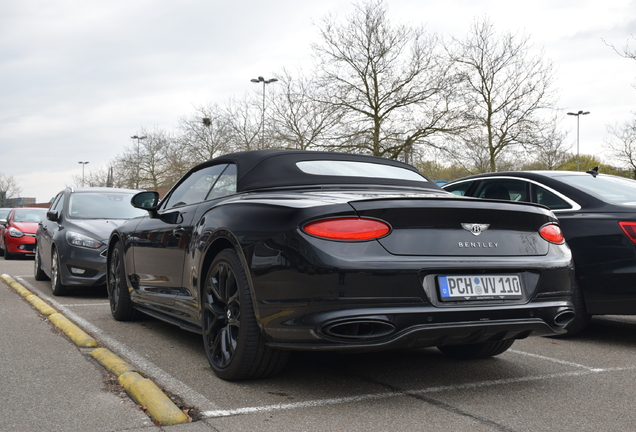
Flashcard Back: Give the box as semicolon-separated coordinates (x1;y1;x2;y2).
586;166;599;178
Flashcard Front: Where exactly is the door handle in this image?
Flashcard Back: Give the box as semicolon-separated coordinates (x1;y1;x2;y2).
173;227;186;238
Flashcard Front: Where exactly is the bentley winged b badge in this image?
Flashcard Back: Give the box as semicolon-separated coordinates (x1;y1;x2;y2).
462;223;490;236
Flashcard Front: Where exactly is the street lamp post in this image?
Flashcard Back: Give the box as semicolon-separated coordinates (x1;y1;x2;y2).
78;161;89;187
566;110;590;171
131;135;147;188
250;76;278;149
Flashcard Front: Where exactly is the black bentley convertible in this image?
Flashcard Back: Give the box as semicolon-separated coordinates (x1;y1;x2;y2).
107;150;575;380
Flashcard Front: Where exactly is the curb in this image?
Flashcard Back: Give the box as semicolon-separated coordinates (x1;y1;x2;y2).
0;274;189;426
91;348;189;425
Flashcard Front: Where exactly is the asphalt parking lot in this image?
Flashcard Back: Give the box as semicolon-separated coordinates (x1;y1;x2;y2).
3;257;636;432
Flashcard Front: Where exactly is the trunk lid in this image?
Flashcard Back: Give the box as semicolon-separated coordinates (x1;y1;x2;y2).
349;197;556;256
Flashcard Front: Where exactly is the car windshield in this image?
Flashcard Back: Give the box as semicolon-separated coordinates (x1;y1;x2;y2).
558;174;636;205
296;160;429;183
68;192;147;219
13;209;47;223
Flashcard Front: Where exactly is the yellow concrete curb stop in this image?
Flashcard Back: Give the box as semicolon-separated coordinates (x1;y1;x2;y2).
48;313;99;347
119;371;190;426
91;347;136;376
0;274;189;426
25;294;57;315
91;347;189;425
1;274;32;297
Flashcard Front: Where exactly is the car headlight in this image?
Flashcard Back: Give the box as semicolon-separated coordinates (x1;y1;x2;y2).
66;231;103;249
8;227;24;238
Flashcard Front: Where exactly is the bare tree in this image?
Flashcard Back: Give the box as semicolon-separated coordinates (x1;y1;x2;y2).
605;35;636;62
270;69;341;150
530;116;571;170
312;0;463;159
0;173;22;205
113;128;174;190
448;18;557;172
605;118;636;179
225;95;262;151
603;35;636;91
177;104;233;164
71;166;112;188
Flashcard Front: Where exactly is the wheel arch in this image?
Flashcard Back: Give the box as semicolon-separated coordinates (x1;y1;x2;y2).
106;232;136;287
106;232;122;270
199;230;259;321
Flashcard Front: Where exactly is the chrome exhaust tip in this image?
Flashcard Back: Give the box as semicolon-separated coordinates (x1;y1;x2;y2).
323;320;396;340
554;309;576;327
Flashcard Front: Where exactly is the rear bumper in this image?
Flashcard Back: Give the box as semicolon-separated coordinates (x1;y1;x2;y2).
250;234;574;352
262;301;573;351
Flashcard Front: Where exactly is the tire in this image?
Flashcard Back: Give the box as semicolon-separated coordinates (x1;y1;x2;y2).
3;238;13;260
34;247;49;281
553;277;590;337
202;249;288;381
107;240;140;321
438;339;515;359
50;248;70;296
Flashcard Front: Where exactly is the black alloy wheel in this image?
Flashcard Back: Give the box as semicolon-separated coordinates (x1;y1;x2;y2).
202;249;288;381
108;240;139;321
34;247;49;281
437;339;515;359
50;248;69;296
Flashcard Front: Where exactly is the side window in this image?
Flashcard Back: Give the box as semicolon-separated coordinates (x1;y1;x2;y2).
535;185;571;210
162;164;229;209
475;179;529;202
50;193;64;214
443;181;475;196
206;164;237;200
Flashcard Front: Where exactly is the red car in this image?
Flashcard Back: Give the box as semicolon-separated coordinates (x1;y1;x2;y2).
0;208;48;260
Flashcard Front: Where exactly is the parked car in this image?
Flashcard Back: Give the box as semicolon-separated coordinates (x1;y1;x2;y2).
106;150;575;381
34;187;146;295
0;208;11;221
442;168;636;335
0;208;48;259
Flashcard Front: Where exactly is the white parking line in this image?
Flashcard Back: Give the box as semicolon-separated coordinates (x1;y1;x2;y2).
202;367;635;418
17;275;633;420
15;276;219;412
509;349;605;372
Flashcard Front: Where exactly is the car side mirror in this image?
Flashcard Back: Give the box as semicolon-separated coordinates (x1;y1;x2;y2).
0;219;6;226
131;191;160;218
46;211;59;222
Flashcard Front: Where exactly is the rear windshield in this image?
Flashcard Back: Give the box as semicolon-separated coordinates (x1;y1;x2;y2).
296;160;429;183
558;175;636;205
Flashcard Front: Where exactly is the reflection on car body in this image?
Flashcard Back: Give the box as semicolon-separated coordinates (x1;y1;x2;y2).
106;150;575;381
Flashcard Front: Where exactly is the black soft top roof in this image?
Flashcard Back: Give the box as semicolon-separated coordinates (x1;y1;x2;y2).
203;149;436;192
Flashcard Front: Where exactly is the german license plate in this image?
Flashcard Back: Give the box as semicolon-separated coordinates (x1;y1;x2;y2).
438;275;523;301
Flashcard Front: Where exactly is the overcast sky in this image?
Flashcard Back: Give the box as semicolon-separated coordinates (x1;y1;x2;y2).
1;0;635;203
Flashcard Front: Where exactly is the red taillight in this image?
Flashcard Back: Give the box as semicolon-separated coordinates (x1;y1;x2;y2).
539;223;564;244
619;222;636;243
303;218;391;241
